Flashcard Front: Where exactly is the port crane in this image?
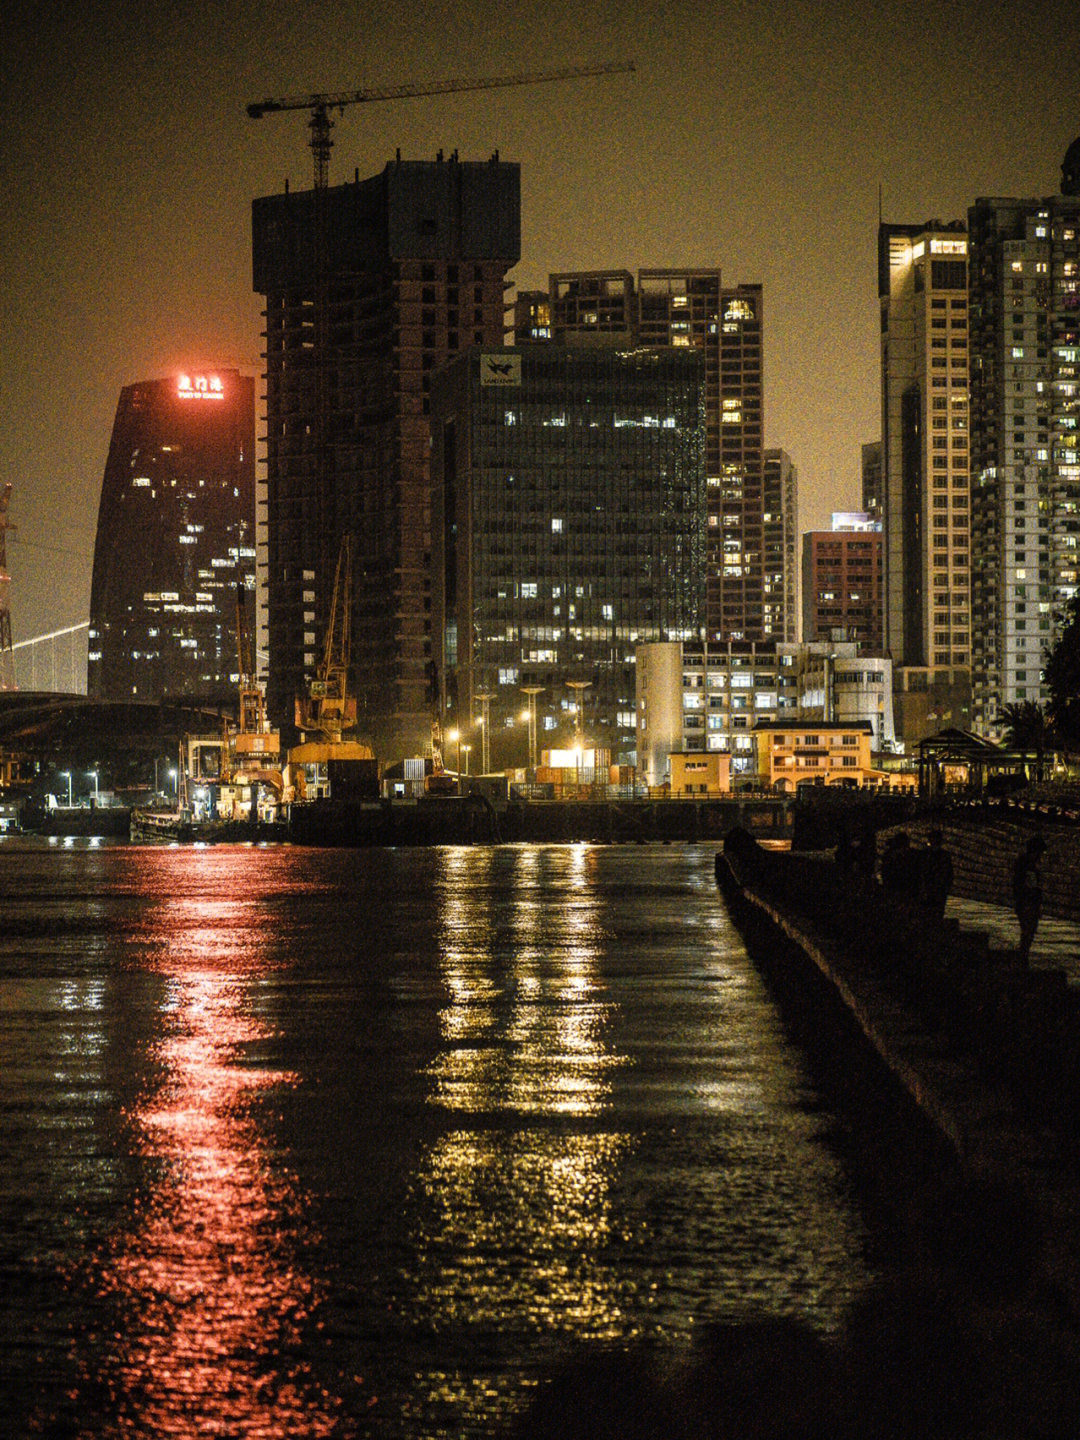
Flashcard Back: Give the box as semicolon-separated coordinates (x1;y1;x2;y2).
247;61;635;190
296;535;358;746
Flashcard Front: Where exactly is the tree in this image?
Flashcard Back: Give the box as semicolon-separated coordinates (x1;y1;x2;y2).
1044;593;1080;754
999;700;1054;780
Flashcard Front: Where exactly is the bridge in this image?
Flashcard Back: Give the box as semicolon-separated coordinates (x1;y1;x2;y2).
9;621;89;694
0;691;236;778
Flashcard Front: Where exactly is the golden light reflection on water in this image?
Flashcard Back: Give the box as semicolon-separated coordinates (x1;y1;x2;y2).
404;846;632;1430
426;846;625;1119
86;855;337;1439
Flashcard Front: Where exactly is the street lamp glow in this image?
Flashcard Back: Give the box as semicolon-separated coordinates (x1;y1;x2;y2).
60;770;72;807
86;770;100;805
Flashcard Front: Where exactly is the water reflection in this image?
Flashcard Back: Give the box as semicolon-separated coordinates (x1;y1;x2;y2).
85;855;336;1438
403;847;631;1430
426;846;624;1118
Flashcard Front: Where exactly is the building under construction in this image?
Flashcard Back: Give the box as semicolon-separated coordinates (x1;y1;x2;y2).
252;155;520;757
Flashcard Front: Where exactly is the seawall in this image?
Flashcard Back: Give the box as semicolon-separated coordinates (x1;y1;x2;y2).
717;829;1080;1325
289;796;794;846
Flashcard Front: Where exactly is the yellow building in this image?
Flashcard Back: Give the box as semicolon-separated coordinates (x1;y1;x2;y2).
670;752;731;797
753;721;874;792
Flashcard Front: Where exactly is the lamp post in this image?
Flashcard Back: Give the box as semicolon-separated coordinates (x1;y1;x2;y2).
86;770;99;807
567;681;591;793
60;770;72;808
521;685;543;772
475;691;494;774
447;728;460;786
461;743;472;777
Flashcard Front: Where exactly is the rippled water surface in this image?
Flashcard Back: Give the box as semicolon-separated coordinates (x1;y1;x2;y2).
0;841;872;1436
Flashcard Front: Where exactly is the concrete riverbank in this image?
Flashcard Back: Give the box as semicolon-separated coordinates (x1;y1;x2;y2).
718;828;1080;1329
289;794;795;846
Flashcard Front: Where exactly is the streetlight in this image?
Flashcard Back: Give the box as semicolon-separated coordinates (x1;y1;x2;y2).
567;680;591;794
60;770;72;808
446;727;460;779
566;680;591;747
475;690;494;773
521;685;544;771
461;743;472;777
86;770;99;807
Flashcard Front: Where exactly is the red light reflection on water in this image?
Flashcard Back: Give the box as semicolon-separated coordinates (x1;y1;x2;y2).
86;867;340;1438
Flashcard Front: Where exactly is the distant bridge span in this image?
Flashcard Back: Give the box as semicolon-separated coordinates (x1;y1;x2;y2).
0;692;236;760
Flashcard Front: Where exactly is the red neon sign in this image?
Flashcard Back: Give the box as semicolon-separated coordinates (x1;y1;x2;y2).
177;374;225;400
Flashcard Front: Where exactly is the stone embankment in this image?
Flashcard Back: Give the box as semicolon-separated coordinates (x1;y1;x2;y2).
881;805;1080;924
289;795;794;846
719;827;1080;1325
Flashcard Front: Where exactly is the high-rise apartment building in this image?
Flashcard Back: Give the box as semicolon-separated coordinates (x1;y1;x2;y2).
967;147;1080;731
88;371;255;704
879;220;973;740
529;268;766;642
252;154;520;756
431;345;706;765
861;440;883;522
763;448;798;641
801;513;884;652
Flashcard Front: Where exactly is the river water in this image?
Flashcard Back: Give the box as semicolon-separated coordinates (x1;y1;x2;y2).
0;840;872;1437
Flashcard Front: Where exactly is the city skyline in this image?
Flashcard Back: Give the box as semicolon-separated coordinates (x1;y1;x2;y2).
3;0;1077;654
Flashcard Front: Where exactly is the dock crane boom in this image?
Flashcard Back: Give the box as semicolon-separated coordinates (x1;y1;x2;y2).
248;61;635;188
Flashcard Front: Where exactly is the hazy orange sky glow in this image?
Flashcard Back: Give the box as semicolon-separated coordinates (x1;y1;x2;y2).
3;0;1077;653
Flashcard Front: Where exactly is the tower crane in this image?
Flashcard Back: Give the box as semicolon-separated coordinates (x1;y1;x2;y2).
247;61;635;189
0;485;16;692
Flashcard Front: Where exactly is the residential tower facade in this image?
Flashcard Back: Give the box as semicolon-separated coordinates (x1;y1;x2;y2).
968;155;1080;732
879;220;973;740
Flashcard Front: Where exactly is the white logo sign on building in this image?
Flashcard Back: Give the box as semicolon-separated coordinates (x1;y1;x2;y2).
480;353;522;388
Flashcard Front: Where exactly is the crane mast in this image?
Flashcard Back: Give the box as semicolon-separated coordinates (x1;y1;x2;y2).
247;61;635;189
0;485;16;691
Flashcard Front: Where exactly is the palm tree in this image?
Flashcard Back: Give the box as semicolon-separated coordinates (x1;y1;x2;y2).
1000;700;1055;782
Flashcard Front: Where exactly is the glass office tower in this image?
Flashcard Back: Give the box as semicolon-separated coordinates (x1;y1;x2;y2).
88;370;255;704
431;345;706;765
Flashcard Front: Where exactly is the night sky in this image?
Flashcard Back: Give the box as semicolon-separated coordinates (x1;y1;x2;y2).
2;0;1077;656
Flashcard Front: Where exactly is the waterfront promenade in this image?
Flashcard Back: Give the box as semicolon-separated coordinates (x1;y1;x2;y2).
719;828;1080;1342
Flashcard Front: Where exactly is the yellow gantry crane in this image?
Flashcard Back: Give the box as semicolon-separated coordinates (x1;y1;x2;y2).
247;61;635;189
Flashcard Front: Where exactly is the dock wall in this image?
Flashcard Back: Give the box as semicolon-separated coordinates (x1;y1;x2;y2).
289;796;794;847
